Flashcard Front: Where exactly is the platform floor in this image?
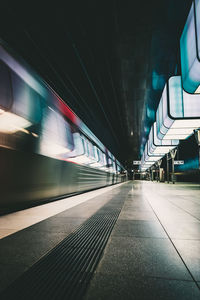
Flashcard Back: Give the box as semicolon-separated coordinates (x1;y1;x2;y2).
0;181;200;299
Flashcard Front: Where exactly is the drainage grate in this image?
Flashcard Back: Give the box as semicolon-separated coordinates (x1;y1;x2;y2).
1;196;125;300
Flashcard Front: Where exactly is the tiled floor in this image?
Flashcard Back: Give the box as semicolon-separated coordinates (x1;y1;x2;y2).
1;181;200;299
85;181;200;299
0;183;126;293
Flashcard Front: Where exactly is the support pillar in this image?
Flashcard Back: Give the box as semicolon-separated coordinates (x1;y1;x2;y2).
194;130;200;169
157;159;162;182
167;153;170;184
170;149;177;184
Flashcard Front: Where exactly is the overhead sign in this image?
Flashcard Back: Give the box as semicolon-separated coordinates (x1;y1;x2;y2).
133;161;141;165
174;160;184;165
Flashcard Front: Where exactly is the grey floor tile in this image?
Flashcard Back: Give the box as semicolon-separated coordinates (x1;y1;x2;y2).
25;216;85;234
159;213;200;224
85;273;200;300
119;210;157;221
58;195;118;218
0;263;28;292
0;229;67;266
173;239;200;281
96;236;191;280
112;220;167;238
163;221;200;240
122;204;151;212
58;206;99;218
125;197;148;203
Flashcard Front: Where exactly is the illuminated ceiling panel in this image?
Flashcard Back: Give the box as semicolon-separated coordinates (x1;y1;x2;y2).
148;122;178;155
180;0;200;93
156;76;200;140
141;141;163;168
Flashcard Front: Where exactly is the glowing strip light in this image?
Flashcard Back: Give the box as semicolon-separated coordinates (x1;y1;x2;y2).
156;76;200;140
67;155;94;164
90;162;102;168
180;0;200;93
32;132;39;138
0;110;31;133
40;143;71;157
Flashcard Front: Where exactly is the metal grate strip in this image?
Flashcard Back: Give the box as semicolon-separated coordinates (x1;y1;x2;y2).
1;195;125;300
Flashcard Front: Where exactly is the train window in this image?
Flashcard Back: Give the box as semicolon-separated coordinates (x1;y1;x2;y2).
99;150;104;165
68;133;94;164
102;153;106;166
117;165;121;173
0;68;43;134
90;147;102;168
11;71;42;124
95;147;100;162
108;157;112;167
88;142;95;160
0;60;12;111
85;140;90;157
0;61;18;134
113;160;117;172
82;137;96;162
73;133;85;156
95;152;107;170
39;107;72;159
66;123;74;151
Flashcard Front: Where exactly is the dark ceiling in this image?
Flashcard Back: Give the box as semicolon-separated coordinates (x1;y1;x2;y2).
0;0;193;166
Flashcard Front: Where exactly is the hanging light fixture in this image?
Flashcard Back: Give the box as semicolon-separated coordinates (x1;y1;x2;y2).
140;141;163;172
180;0;200;93
156;76;200;140
148;122;179;155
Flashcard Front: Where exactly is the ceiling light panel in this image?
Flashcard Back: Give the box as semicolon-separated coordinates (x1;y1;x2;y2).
156;76;200;140
180;0;200;93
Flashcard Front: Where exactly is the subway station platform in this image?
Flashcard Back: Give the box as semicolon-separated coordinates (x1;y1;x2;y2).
0;181;200;299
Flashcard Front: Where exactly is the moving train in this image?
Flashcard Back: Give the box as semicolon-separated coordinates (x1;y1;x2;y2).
0;42;126;214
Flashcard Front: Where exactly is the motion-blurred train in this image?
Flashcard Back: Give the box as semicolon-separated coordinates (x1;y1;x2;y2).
0;42;127;214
